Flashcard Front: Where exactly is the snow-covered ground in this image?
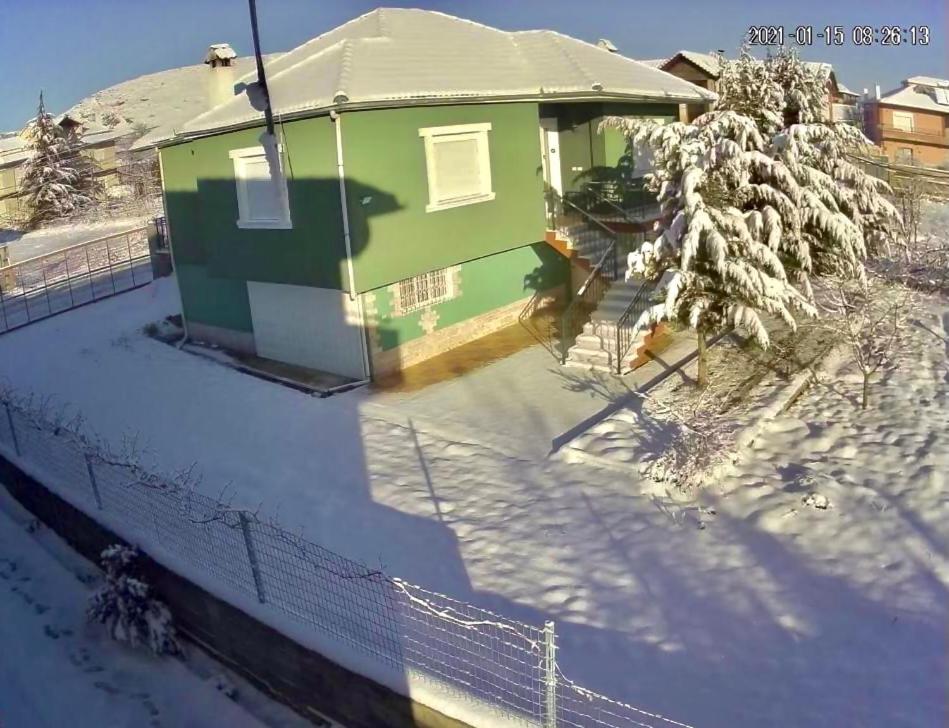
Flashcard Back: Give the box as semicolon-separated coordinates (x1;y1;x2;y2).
0;486;315;728
0;217;146;263
0;276;944;727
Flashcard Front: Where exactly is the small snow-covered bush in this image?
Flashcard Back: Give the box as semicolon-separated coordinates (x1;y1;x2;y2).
87;544;181;656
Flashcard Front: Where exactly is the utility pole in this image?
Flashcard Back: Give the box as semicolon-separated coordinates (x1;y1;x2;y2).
247;0;275;137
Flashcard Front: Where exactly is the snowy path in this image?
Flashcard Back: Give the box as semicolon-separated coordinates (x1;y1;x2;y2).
0;489;310;728
0;277;944;727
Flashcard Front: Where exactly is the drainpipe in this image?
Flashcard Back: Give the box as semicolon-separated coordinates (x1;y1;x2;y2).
157;150;189;345
331;110;372;381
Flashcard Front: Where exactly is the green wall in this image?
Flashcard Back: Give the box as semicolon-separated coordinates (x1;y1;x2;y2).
369;242;566;350
161;102;550;298
547;102;678;190
176;263;253;331
161;118;348;290
159;99;675;340
341;103;548;292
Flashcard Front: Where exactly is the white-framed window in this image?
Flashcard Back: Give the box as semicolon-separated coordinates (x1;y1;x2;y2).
891;111;915;132
228;145;292;229
895;147;914;164
395;268;454;314
419;123;494;212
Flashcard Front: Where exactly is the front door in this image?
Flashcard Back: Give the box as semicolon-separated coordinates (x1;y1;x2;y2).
540;120;563;221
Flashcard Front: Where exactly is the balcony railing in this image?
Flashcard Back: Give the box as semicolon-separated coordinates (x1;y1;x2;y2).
878;125;949;146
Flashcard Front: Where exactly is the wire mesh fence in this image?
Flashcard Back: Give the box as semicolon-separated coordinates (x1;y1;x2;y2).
0;392;694;728
0;225;152;333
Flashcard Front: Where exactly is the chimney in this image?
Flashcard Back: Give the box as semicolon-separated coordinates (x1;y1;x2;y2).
875;84;881;100
205;43;238;108
597;39;618;53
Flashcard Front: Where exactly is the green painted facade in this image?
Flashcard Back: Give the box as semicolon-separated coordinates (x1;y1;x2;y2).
159;98;673;358
544;102;677;191
175;263;254;332
368;242;567;351
342;103;548;292
161;118;347;290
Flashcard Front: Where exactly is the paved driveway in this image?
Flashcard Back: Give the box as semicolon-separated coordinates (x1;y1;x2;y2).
364;333;699;458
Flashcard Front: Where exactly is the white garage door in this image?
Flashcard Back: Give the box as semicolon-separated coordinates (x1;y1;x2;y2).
247;281;366;379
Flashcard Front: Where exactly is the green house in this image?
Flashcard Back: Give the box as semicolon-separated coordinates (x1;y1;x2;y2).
158;8;712;380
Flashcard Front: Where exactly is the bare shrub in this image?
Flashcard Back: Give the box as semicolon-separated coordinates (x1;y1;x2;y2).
819;276;915;409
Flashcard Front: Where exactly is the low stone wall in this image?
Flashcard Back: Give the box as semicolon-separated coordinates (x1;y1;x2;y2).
0;454;468;728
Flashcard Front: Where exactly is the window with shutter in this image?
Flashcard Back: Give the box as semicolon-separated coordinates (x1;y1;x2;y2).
891;112;915;132
229;145;292;229
419;123;494;212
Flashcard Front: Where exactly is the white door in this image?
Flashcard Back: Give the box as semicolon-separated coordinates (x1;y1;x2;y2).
540;121;563;199
246;281;367;379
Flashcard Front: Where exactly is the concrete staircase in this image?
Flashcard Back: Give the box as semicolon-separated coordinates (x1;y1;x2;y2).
564;277;652;373
551;213;655;374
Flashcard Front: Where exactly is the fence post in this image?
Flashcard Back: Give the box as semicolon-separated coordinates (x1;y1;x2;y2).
543;620;558;728
239;512;267;604
4;401;20;456
83;452;104;510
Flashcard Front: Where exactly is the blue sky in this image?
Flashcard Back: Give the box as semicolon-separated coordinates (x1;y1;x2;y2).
0;0;945;130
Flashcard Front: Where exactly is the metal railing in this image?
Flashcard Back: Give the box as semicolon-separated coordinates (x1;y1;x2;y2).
0;390;695;728
558;198;621;363
569;180;661;224
614;278;656;374
877;124;949;143
0;225;151;334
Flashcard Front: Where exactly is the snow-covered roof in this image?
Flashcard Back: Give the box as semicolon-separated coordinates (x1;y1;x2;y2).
178;8;715;139
664;50;834;83
665;51;722;77
62;55;279;152
905;76;949;89
837;83;858;98
638;59;668;69
0;136;29;168
877;78;949;113
0;120;126;169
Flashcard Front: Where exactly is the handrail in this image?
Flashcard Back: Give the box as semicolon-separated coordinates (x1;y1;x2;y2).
581;182;643;225
0;224;148;271
614;278;654;374
576;239;616;296
561;193;619;238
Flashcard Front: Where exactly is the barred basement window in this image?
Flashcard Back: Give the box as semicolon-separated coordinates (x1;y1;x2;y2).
397;268;454;314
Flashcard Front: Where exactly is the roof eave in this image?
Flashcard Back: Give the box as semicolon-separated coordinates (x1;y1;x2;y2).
166;89;715;145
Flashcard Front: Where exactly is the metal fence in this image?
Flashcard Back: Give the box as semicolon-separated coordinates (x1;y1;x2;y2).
0;392;694;728
0;225;152;334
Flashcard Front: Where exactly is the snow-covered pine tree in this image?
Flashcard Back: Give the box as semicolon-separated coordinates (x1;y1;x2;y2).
715;46;784;136
87;544;181;656
717;48;902;272
61;123;103;203
603;112;817;386
19;92;91;228
766;46;828;126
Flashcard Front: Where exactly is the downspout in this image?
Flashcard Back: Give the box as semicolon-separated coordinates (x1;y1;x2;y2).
331;110;372;382
156;149;189;346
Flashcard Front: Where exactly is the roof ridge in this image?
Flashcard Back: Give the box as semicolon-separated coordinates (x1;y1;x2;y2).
545;32;600;90
334;40;355;104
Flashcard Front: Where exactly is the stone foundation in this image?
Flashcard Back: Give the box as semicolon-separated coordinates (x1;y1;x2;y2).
371;289;561;377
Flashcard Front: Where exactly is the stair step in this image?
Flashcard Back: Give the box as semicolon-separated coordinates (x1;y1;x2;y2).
565;346;614;367
574;333;615;351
